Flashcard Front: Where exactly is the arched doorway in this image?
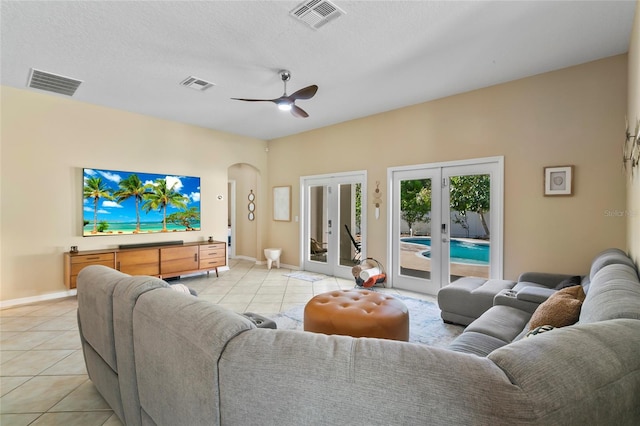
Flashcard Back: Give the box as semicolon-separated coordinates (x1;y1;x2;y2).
228;163;261;261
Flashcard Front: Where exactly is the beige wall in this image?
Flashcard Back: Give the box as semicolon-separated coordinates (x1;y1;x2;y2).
1;52;633;303
268;55;628;279
0;87;267;302
628;0;640;266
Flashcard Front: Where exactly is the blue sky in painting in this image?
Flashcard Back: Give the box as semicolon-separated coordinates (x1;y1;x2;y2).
83;168;201;223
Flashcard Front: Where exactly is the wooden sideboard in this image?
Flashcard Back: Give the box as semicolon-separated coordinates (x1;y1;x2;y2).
63;241;226;289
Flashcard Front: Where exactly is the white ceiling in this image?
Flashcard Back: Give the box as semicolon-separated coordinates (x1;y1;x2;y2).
1;1;636;140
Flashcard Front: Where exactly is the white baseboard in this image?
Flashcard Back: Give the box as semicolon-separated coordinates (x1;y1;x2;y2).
1;289;77;309
232;255;256;262
230;255;299;271
257;261;299;270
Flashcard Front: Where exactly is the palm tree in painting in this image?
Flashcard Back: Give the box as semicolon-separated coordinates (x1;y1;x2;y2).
83;177;114;234
114;174;150;233
142;178;188;232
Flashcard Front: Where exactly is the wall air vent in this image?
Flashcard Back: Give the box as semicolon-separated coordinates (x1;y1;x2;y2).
27;68;82;96
290;0;345;29
180;76;215;92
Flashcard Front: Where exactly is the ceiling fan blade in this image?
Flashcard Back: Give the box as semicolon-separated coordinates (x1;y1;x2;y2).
230;97;278;103
291;104;309;118
288;85;318;101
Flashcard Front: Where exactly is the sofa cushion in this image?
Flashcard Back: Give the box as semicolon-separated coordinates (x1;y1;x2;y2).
529;285;585;330
579;264;640;324
464;305;532;343
448;331;509;356
438;278;516;326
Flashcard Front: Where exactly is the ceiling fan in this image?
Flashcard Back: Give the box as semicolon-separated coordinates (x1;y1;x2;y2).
231;70;318;118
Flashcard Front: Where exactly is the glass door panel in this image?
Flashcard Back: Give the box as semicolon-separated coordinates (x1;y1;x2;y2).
391;169;441;294
445;173;491;284
308;185;328;264
398;178;433;279
338;183;362;267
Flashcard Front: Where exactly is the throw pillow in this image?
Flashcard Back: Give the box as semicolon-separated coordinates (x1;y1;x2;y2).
554;275;582;290
525;325;555;338
170;284;191;294
529;285;585;330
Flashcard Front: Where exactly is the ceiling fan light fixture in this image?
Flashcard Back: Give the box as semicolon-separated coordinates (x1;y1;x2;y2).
231;70;316;118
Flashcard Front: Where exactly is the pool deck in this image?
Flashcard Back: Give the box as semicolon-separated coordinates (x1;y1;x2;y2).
400;240;489;279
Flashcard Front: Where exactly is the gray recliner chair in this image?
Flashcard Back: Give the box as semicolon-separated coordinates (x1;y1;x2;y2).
77;265;171;426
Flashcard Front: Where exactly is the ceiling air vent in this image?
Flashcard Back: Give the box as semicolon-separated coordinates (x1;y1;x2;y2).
27;68;82;96
290;0;345;29
180;76;215;92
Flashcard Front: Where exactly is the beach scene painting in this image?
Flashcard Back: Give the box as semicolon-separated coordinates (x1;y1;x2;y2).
83;168;201;236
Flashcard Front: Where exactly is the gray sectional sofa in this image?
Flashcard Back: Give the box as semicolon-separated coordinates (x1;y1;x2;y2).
448;248;640;356
77;249;640;426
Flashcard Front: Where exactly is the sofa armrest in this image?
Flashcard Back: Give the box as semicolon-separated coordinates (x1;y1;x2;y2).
516;286;556;303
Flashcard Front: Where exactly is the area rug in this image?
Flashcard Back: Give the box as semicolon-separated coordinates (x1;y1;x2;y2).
270;294;464;347
283;272;327;282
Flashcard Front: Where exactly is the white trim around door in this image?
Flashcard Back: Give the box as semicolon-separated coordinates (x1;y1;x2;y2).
300;170;367;279
387;156;504;294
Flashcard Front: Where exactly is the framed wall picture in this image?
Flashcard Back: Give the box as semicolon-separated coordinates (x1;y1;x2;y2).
544;166;573;196
273;186;291;221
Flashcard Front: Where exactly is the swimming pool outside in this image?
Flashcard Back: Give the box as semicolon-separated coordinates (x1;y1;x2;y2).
400;237;490;265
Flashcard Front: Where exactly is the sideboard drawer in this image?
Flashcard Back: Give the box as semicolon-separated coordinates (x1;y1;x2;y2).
65;252;116;289
199;243;225;271
200;258;226;268
70;253;115;265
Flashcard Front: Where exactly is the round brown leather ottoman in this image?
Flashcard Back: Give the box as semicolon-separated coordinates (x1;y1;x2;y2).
303;289;409;341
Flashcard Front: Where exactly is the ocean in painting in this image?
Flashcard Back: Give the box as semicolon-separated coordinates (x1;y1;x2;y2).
83;221;201;235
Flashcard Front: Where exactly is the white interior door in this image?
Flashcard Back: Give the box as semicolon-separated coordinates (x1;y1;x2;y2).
301;172;366;279
389;157;503;295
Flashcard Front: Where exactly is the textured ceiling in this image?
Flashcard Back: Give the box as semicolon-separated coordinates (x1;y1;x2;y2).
1;1;636;140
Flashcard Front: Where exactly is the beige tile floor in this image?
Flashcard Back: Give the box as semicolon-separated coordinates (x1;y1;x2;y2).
0;258;435;426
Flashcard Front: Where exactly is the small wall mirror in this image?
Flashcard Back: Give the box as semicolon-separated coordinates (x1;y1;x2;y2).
248;190;256;220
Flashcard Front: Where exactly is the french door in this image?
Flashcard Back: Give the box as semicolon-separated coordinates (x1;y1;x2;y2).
301;172;366;279
389;158;503;295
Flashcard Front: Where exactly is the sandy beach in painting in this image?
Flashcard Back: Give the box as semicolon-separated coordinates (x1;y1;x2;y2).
83;221;200;236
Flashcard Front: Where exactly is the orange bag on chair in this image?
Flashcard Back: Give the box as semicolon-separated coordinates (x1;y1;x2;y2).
363;273;385;288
